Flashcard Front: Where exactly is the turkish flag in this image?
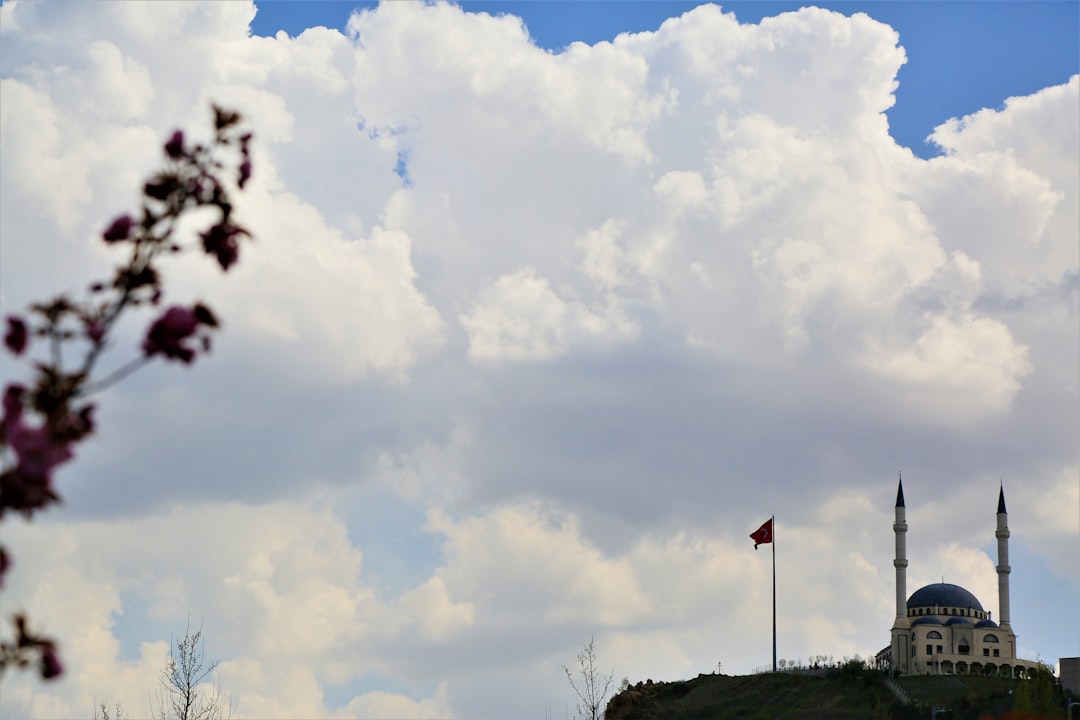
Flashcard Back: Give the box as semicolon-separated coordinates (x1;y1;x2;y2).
750;518;773;549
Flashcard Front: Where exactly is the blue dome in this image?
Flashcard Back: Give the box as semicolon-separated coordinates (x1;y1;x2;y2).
975;619;999;629
911;616;943;626
945;616;972;626
907;583;984;612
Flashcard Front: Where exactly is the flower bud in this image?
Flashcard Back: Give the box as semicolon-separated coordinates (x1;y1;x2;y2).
4;316;28;355
102;215;135;243
164;130;185;159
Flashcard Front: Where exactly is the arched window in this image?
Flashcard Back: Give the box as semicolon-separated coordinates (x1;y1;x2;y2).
984;634;999;643
927;631;943;640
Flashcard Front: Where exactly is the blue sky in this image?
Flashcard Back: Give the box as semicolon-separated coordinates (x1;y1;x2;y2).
251;1;1080;157
1;1;1077;717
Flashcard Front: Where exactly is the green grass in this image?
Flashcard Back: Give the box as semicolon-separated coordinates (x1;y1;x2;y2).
896;675;1041;718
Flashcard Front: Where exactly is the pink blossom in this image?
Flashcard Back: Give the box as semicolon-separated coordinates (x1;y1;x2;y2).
0;392;88;519
7;423;74;482
1;421;70;516
55;404;96;440
84;318;105;344
40;642;62;679
4;316;28;356
102;215;135;243
164;129;185;159
142;305;200;363
238;159;252;189
1;384;26;434
144;176;177;201
200;223;244;271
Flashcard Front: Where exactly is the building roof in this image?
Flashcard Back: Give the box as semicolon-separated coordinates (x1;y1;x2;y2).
896;476;905;508
998;484;1007;514
911;616;943;626
975;619;1000;629
907;583;985;612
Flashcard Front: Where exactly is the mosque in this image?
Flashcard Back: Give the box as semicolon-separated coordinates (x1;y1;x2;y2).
875;479;1041;677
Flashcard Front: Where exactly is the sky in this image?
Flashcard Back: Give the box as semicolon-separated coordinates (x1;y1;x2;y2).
0;0;1077;718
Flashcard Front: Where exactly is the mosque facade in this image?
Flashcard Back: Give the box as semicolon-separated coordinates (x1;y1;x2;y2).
875;480;1041;677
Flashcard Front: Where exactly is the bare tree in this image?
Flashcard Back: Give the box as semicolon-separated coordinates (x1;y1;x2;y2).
93;700;126;720
563;635;614;720
152;621;231;720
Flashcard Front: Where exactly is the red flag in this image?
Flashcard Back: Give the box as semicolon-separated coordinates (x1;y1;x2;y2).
750;518;773;549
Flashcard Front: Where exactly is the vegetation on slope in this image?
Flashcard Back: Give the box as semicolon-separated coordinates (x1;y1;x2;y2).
604;663;1067;720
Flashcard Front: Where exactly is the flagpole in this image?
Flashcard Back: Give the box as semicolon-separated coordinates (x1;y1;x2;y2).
772;514;777;673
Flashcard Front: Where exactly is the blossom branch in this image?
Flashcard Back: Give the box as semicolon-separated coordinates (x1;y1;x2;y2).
0;104;253;682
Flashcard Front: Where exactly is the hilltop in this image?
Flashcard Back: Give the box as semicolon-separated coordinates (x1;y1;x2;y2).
603;666;1066;720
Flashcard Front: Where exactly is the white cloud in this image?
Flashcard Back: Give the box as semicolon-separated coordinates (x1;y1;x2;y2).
1017;465;1080;538
332;683;453;720
921;77;1078;298
0;79;94;231
460;268;637;363
0;498;470;718
84;40;155;120
578;219;632;290
931;76;1079;188
429;502;651;627
1011;465;1080;582
860;313;1032;421
224;200;446;382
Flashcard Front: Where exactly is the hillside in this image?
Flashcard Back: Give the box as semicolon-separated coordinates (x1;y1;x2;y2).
603;669;1065;720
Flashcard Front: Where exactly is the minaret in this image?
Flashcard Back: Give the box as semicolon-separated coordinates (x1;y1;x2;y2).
995;484;1011;630
894;477;908;621
890;475;911;673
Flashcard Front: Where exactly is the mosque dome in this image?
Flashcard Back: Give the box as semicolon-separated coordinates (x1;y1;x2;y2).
907;583;985;612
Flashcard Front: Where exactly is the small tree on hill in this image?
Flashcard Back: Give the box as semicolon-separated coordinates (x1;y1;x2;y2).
564;635;615;720
152;622;231;720
1014;662;1064;718
93;700;126;720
